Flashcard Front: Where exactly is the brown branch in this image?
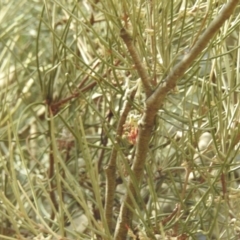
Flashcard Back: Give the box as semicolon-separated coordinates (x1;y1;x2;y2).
50;60;121;115
76;60;101;89
146;0;239;109
48;108;58;226
104;86;137;233
161;204;179;226
114;1;238;239
98;110;113;172
120;29;153;97
113;104;155;240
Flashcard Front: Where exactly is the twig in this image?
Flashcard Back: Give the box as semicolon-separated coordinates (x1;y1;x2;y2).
146;0;239;109
120;29;153;97
50;60;121;115
76;60;101;89
161;204;179;226
98;110;113;172
104;86;137;233
48;108;58;226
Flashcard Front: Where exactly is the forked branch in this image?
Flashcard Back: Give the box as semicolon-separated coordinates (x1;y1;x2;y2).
114;1;239;239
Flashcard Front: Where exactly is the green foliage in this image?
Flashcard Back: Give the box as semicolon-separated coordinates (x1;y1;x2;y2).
0;0;240;239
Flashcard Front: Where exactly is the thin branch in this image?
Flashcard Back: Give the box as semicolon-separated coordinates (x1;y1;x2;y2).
50;60;121;114
113;104;155;240
104;86;137;233
120;28;153;97
114;1;239;239
146;0;239;109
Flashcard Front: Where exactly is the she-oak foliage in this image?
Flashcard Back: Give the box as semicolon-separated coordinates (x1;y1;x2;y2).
0;0;240;239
